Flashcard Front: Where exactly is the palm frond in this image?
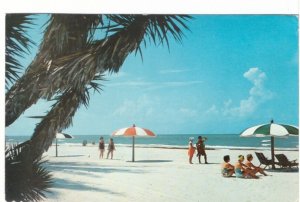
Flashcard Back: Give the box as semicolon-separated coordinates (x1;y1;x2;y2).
88;73;106;93
5;143;53;201
6;14;102;127
5;14;35;88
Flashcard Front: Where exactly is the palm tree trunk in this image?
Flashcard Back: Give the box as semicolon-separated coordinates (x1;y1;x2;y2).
30;88;85;159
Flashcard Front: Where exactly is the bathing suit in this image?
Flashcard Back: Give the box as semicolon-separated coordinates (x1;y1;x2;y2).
108;142;115;151
235;168;244;178
196;140;206;155
188;141;195;157
222;168;233;177
99;142;104;150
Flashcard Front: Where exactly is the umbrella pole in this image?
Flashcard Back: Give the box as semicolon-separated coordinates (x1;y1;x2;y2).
132;136;135;162
56;138;58;157
271;136;275;169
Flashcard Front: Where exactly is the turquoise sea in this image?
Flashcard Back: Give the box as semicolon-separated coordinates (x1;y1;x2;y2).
5;134;299;150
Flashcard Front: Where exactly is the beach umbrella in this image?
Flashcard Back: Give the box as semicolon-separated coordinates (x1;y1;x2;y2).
112;124;156;162
55;132;73;157
240;120;298;169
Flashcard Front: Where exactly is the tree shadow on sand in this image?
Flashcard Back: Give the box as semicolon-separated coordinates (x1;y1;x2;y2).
53;155;85;158
45;178;125;199
45;161;147;178
127;160;173;163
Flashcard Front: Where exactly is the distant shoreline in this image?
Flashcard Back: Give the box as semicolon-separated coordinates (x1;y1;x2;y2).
46;143;299;151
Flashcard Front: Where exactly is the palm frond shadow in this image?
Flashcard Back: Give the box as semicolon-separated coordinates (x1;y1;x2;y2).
46;161;147;175
45;178;125;197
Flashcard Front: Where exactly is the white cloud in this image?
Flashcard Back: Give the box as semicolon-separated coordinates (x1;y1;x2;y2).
112;95;155;118
226;68;273;116
179;108;197;117
206;67;273;117
159;69;190;74
205;105;219;115
107;80;203;89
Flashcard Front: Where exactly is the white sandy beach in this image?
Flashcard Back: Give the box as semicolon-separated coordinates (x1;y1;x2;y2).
42;145;299;202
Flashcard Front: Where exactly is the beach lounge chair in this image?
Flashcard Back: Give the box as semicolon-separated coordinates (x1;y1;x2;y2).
275;154;298;169
255;152;274;169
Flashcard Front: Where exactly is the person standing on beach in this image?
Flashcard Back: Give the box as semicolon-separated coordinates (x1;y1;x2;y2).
106;138;115;159
196;136;208;164
98;137;105;159
188;137;196;164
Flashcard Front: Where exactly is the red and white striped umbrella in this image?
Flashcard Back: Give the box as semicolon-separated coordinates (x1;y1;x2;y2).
112;124;156;162
112;124;156;137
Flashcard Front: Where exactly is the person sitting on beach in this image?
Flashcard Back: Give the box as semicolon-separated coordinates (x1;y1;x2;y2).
106;138;115;159
234;155;259;179
196;136;208;164
221;155;235;177
245;154;268;176
188;137;196;164
99;136;105;159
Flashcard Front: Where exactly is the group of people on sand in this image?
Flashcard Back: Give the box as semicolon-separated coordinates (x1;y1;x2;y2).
98;137;116;159
188;136;208;164
221;154;268;179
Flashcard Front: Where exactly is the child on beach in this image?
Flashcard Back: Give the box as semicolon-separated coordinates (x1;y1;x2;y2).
188;137;196;164
107;138;115;159
234;155;259;179
245;154;268;176
98;137;105;159
221;155;235;177
196;136;208;164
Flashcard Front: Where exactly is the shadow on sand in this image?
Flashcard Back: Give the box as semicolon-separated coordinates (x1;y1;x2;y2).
266;167;299;173
45;178;125;199
53;155;85;158
45;161;147;176
195;162;220;165
127;160;173;163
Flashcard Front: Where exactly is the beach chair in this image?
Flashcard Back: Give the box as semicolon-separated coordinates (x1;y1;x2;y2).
255;152;274;169
275;154;298;169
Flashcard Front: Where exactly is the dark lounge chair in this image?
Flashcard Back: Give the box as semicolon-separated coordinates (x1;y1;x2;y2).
255;152;275;169
275;154;298;168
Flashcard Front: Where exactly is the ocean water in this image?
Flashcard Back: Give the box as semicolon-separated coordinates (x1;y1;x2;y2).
5;134;299;150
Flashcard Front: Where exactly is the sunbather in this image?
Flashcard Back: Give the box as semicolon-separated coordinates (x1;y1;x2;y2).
235;155;259;179
245;154;268;176
221;155;235;177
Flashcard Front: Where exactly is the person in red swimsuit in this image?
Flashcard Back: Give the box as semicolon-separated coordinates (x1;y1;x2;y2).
188;138;196;164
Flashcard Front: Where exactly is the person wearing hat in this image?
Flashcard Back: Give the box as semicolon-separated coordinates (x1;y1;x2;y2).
188;137;196;164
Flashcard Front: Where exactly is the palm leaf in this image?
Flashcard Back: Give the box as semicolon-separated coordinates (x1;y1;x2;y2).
6;14;103;127
5;14;35;88
5;143;53;201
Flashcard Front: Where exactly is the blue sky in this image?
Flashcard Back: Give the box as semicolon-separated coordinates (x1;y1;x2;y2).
5;14;299;136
